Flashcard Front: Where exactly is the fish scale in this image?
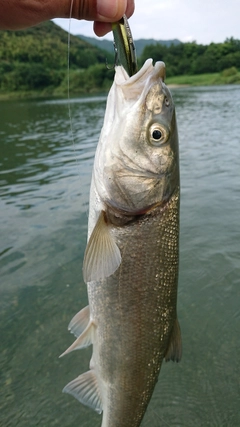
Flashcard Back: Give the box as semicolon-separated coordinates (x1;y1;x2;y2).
87;188;180;427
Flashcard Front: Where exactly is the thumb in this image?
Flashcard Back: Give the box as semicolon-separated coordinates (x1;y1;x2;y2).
70;0;128;22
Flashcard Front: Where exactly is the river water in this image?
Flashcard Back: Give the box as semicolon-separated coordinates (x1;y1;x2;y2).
0;85;240;427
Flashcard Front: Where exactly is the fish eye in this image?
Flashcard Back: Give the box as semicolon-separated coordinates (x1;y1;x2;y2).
152;129;162;140
148;123;169;146
165;97;170;107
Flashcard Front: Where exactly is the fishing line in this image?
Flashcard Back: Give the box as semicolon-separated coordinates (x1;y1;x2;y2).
67;0;89;222
67;0;78;162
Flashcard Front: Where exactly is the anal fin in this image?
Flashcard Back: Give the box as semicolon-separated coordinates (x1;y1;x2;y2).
164;317;182;362
63;370;102;414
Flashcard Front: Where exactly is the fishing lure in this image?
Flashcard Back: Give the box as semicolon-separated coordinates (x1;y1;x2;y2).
112;15;138;76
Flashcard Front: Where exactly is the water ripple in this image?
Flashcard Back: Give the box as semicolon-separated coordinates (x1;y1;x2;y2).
1;88;240;426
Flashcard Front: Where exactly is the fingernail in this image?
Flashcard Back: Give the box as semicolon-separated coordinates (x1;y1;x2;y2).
96;0;119;19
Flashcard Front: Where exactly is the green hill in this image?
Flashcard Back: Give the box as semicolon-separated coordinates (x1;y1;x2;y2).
0;21;115;97
77;34;181;56
1;21;240;99
140;38;240;79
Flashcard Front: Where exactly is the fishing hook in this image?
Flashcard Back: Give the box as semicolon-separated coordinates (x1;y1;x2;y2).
106;42;118;70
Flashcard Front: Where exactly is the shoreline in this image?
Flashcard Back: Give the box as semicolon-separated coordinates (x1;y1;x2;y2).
1;79;240;101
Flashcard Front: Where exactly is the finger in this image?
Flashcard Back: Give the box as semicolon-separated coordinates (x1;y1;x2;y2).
93;21;112;37
125;0;135;19
71;0;127;22
93;0;135;36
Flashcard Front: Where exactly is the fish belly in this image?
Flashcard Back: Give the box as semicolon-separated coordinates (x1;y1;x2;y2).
88;188;180;427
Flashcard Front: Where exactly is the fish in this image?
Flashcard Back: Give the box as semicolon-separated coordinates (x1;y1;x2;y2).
61;57;182;427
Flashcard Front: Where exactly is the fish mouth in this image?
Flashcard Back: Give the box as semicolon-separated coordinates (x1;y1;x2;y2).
115;59;166;101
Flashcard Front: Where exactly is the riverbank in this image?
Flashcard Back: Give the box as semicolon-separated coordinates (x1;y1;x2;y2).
166;68;240;86
0;87;108;101
1;69;240;101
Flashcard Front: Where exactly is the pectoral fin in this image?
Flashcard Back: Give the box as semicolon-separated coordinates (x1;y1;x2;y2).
83;211;121;282
59;321;94;358
164;318;182;362
63;370;102;414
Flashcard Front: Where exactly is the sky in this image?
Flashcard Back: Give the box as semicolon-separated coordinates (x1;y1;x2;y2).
53;0;240;45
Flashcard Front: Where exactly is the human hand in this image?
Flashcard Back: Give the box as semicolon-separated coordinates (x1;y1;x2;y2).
0;0;135;35
71;0;135;36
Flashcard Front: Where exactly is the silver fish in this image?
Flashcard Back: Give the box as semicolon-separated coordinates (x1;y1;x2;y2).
61;58;182;427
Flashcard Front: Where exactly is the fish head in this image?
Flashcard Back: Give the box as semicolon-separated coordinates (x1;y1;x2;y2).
94;59;179;215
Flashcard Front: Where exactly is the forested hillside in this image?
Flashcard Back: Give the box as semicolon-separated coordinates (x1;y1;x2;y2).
0;20;240;98
77;34;181;56
0;21;115;96
141;38;240;78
